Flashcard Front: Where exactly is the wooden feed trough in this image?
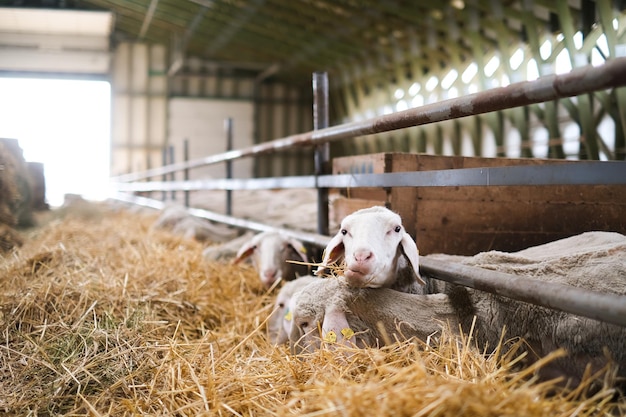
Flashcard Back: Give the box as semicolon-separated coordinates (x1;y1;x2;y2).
332;152;626;255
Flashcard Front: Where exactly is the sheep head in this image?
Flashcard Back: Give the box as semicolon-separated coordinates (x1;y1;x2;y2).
315;206;425;289
234;231;308;288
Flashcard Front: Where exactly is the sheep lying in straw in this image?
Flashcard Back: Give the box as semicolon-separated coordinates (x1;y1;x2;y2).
233;231;310;288
267;275;319;344
152;204;237;243
315;206;425;294
290;231;626;386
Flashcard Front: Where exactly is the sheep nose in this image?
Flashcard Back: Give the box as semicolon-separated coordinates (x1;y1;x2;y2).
263;268;277;279
353;249;373;263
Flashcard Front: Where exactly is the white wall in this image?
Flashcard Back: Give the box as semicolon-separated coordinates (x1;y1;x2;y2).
168;98;254;179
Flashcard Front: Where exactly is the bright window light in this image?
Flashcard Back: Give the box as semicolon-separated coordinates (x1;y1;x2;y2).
408;82;421;96
591;48;606;66
484;55;500;77
555;49;572;74
411;95;424;107
573;31;583;50
509;48;524;70
527;58;539;81
461;62;478;83
0;77;111;207
396;99;408;111
540;39;552;60
447;86;459;98
424;75;438;92
441;69;458;90
394;88;405;100
595;34;609;57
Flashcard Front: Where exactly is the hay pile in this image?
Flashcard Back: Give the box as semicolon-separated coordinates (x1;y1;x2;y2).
1;202;624;416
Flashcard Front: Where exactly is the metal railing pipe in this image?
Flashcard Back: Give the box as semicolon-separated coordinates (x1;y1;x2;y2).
420;257;626;328
112;57;626;182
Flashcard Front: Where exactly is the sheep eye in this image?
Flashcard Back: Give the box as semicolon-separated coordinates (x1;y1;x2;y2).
278;302;285;308
394;225;401;233
341;229;347;236
300;321;309;329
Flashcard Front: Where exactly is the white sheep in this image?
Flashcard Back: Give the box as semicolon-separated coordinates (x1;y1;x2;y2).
233;231;310;288
289;277;456;351
153;204;237;243
290;232;626;386
202;231;255;261
267;275;319;345
315;206;425;294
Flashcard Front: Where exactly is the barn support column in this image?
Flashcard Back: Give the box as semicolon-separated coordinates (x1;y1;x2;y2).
111;42;168;176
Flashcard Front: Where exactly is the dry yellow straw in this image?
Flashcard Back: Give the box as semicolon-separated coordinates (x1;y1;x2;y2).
0;201;623;416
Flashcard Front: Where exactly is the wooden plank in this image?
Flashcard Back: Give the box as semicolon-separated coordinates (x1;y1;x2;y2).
333;152;626;255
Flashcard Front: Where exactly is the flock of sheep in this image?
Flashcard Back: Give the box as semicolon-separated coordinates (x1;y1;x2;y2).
154;204;626;389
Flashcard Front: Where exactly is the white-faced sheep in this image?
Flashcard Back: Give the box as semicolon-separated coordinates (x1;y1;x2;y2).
315;206;425;294
267;275;319;345
290;232;626;386
233;231;310;288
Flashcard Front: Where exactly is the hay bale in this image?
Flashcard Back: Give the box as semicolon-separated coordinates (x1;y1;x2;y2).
0;201;623;416
0;138;34;228
27;161;48;211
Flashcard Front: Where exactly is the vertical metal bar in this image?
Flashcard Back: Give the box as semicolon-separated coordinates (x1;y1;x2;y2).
161;147;168;201
313;72;330;236
169;145;176;200
183;139;190;207
225;117;234;216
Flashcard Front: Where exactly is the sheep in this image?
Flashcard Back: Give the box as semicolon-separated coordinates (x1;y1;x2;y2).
290;232;626;386
315;206;425;294
233;231;310;288
202;231;255;261
289;277;457;351
267;275;319;345
153;204;237;243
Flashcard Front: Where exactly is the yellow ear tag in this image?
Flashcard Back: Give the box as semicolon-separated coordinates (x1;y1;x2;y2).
284;309;292;321
341;328;355;339
324;330;337;343
300;246;307;254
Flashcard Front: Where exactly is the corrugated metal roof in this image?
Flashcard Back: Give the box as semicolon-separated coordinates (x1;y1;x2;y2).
0;0;616;85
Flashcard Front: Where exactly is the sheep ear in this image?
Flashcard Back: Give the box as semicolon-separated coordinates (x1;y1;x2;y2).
322;308;355;346
233;241;256;264
287;238;309;262
315;233;345;275
400;232;426;286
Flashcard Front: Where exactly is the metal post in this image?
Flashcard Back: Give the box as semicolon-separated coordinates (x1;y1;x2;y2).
225;117;234;216
161;147;168;201
183;139;190;207
313;72;330;236
168;145;176;200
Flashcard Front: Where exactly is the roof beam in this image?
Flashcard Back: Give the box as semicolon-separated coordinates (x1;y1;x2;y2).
138;0;159;39
168;2;211;76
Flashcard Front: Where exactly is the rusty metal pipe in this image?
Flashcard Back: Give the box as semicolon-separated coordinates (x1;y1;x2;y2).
113;57;626;182
420;257;626;328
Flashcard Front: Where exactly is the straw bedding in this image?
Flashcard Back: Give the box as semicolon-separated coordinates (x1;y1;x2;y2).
1;201;624;416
